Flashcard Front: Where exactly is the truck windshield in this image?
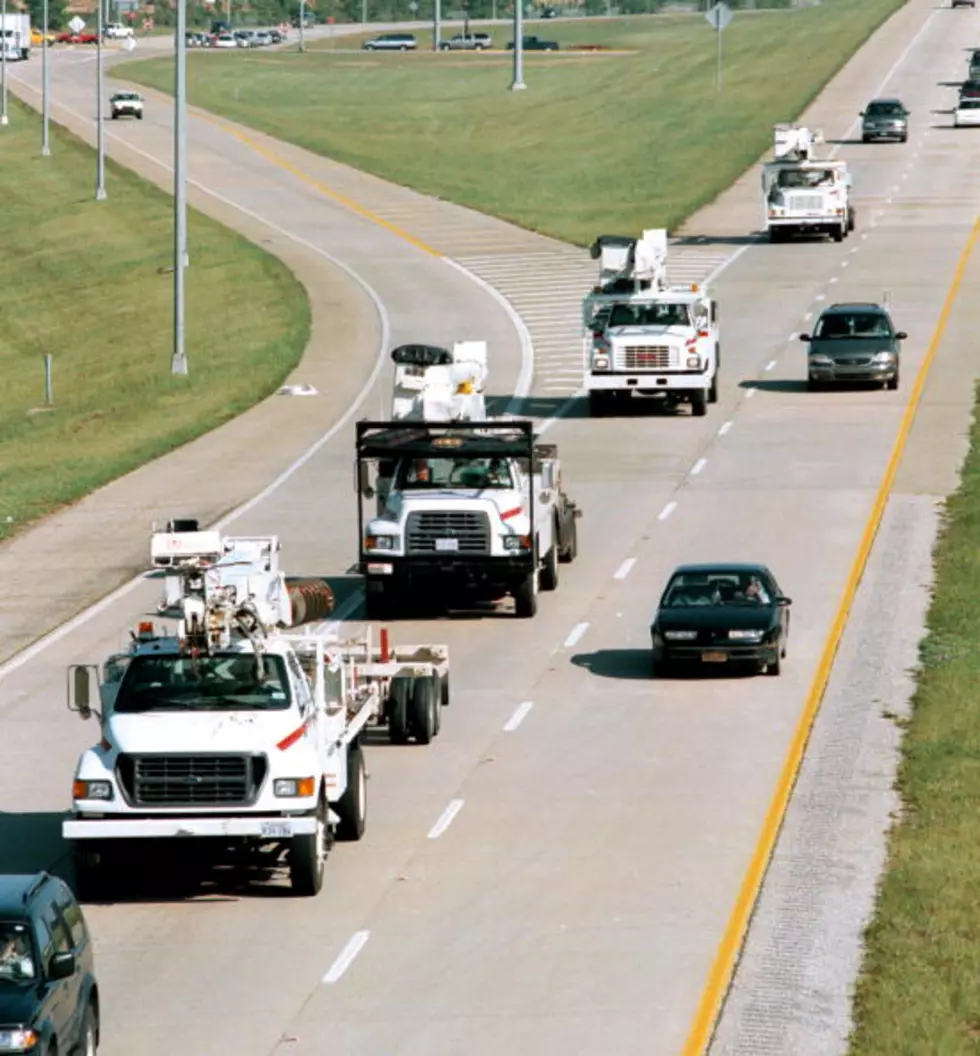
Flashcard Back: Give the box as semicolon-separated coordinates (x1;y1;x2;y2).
113;653;291;713
608;303;691;327
394;457;515;489
777;168;834;188
814;313;891;339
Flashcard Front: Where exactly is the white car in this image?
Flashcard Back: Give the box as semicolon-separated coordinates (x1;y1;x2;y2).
212;33;237;48
110;91;143;120
104;22;134;39
954;97;980;126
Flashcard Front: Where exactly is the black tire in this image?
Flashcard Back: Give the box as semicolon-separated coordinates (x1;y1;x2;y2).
764;652;782;676
409;676;438;744
589;391;609;417
514;572;538;618
832;225;844;243
807;377;824;392
387;677;412;744
651;654;669;678
559;515;577;564
886;371;900;391
708;371;719;404
540;541;559;591
768;227;783;243
335;744;366;840
137;113;143;120
111;113;118;120
364;583;400;620
900;133;907;143
862;133;870;143
432;676;442;735
847;208;856;232
440;671;450;707
290;796;327;896
690;389;707;417
79;1002;98;1056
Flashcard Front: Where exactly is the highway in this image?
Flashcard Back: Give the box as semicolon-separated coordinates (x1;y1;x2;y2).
2;0;979;1051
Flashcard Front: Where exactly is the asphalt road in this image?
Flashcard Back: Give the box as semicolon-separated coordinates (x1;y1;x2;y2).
2;0;979;1052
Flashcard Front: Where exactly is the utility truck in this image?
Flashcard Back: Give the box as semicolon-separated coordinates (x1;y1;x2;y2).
582;229;720;417
1;13;31;59
762;125;855;243
62;524;449;899
357;343;580;619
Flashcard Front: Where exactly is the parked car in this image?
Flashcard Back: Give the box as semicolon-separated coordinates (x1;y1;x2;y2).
212;32;237;48
541;5;560;16
269;28;284;43
55;31;97;44
954;96;980;125
362;32;417;50
800;302;906;390
859;97;909;142
439;32;492;50
103;22;133;38
507;34;559;50
252;30;273;46
0;872;100;1056
650;563;791;677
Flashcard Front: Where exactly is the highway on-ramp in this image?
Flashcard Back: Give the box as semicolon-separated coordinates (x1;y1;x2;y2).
2;0;979;1051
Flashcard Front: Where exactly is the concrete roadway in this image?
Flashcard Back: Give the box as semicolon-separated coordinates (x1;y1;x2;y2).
1;0;979;1052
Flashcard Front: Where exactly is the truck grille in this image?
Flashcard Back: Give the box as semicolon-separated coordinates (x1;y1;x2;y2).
786;193;825;213
406;510;491;555
116;753;266;807
615;345;674;371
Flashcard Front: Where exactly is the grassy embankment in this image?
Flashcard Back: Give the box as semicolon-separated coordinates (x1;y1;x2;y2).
123;0;909;246
0;96;310;543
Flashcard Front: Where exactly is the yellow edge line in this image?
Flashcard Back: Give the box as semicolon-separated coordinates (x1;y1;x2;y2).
680;213;980;1056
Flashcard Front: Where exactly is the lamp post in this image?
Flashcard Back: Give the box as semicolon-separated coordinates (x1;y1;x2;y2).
95;0;106;198
1;0;9;128
171;0;188;375
433;0;441;51
298;0;305;52
41;0;50;153
510;0;525;90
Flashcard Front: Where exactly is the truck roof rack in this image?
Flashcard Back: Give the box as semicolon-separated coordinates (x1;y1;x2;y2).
588;228;668;294
356;419;534;461
390;341;487;423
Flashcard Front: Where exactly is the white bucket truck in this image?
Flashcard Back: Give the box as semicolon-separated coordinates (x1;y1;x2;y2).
63;525;450;898
357;343;581;619
763;125;855;243
583;229;720;417
1;13;30;60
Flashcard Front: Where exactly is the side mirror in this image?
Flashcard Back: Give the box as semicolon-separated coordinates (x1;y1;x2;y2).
895;331;908;340
356;462;375;500
859;110;865;116
776;596;792;607
49;952;76;980
799;333;811;342
68;665;95;720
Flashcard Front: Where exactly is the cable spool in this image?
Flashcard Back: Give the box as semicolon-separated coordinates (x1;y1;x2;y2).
286;579;336;627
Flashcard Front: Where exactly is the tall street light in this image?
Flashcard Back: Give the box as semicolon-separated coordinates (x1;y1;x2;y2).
432;0;441;51
171;0;188;375
41;0;50;153
510;0;525;90
1;0;9;128
95;0;106;199
298;0;305;52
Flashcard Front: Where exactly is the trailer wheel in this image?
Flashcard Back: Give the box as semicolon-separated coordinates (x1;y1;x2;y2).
410;677;438;744
335;744;367;841
559;516;577;564
387;676;412;744
514;572;538;618
540;542;559;591
290;796;328;896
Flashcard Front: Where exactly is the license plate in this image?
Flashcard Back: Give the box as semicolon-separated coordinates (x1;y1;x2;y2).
702;651;728;663
434;538;459;552
260;820;293;839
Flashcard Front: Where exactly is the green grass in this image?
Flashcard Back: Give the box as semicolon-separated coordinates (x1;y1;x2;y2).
845;392;980;1054
0;96;310;543
122;1;908;246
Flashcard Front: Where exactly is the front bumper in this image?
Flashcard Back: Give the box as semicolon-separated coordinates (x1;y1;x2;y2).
653;641;778;666
112;107;142;116
768;216;844;231
863;126;906;139
587;370;711;394
809;360;896;382
363;553;533;589
63;813;322;840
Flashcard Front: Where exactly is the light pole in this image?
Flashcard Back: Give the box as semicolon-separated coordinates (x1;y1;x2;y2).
95;0;106;199
510;0;525;90
432;0;441;50
298;0;305;52
41;0;50;153
1;0;9;128
361;0;367;25
171;0;188;375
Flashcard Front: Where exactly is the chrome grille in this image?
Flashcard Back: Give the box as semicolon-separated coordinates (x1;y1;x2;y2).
615;344;673;371
786;193;824;213
406;510;491;555
117;753;264;806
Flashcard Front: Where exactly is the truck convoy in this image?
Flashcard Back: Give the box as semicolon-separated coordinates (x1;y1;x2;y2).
0;13;31;60
762;124;856;243
62;524;450;898
358;342;580;619
582;229;720;417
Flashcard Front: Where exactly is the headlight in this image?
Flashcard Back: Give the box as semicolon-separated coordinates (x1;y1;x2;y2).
663;630;697;641
364;534;396;551
809;353;833;364
686;355;700;368
592;354;610;370
73;779;113;801
274;777;316;798
873;351;896;362
770;207;784;216
0;1028;39;1053
502;534;531;551
728;629;764;641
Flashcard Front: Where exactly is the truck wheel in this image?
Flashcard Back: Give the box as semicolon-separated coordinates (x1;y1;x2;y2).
335;743;366;840
365;583;400;620
559;516;577;564
137;112;143;120
73;845;104;903
847;208;856;232
540;543;559;591
689;390;707;417
832;225;844;243
768;228;783;243
387;677;412;744
290;796;328;896
440;671;450;707
708;372;719;404
514;572;538;618
589;392;610;417
409;676;438;744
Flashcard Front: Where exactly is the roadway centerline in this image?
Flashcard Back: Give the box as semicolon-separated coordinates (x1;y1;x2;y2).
503;701;535;732
718;421;734;436
659;500;678;521
691;458;708;476
614;557;637;580
322;931;371;984
563;622;590;649
427;799;465;840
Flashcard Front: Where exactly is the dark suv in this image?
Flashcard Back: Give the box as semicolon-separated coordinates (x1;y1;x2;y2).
860;98;909;142
0;873;99;1056
800;302;906;390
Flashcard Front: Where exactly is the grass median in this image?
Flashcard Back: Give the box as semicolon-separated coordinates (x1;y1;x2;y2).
122;0;908;246
846;396;980;1053
0;96;310;543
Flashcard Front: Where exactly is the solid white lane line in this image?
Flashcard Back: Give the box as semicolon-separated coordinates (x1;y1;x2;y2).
718;420;733;436
427;799;465;840
764;360;776;372
322;931;370;984
503;701;534;732
614;557;637;580
564;622;590;649
659;501;677;521
691;458;708;476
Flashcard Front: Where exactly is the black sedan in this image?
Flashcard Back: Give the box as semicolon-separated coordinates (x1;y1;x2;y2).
650;562;791;676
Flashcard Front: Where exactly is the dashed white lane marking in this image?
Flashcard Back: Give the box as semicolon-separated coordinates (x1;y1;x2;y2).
658;501;678;521
718;420;733;436
886;196;893;204
746;387;757;399
803;311;813;321
503;701;534;732
322;931;371;984
427;799;465;840
691;458;708;476
861;232;869;240
788;333;798;341
614;557;637;580
564;622;590;649
841;260;849;267
764;360;777;372
891;184;900;191
829;277;838;284
815;294;826;301
849;246;859;254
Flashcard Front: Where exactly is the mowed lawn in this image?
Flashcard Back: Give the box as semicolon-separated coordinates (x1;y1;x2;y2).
122;0;907;246
0;97;309;542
